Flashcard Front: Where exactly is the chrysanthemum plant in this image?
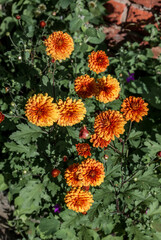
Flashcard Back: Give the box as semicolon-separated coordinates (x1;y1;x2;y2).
1;1;161;239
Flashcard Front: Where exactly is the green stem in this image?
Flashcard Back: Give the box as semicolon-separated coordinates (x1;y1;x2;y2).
109;143;122;155
122;121;132;155
53;61;56;102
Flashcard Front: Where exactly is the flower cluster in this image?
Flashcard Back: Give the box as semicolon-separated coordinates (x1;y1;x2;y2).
74;51;120;104
25;95;86;127
24;31;149;216
64;158;105;212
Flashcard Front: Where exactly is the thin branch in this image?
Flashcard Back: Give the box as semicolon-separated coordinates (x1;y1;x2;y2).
109;143;122;155
53;61;56;102
122;121;132;155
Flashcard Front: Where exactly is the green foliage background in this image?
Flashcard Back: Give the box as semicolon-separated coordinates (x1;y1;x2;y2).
0;0;161;239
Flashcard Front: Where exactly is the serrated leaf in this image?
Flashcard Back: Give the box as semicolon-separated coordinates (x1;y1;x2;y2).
4;142;38;158
60;209;81;229
9;122;45;144
66;127;79;139
143;140;161;157
39;217;60;236
0;174;8;191
55;229;78;240
86;28;97;37
78;226;100;240
147;201;161;216
102;236;123;240
128;130;143;140
57;0;71;9
15;180;44;215
153;232;161;240
152;220;161;232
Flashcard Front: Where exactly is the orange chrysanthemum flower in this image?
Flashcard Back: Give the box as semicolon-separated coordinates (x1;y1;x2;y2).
121;96;149;122
64;187;94;213
57;97;86;126
64;163;83;187
90;133;111;148
44;31;74;60
96;75;120;103
94;110;127;141
25;93;59;127
78;158;105;186
76;143;91;158
88;50;109;74
74;75;97;98
0;112;5;123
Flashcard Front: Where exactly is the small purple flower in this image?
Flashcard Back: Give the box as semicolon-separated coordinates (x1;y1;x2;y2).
54;204;61;213
126;73;135;83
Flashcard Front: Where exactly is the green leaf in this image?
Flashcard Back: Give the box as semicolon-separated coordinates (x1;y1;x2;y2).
155;134;161;144
153;232;161;240
57;0;71;9
4;142;38;158
70;18;83;32
86;28;97;37
0;17;15;37
39;217;60;237
152;220;161;232
15;180;44;215
128;130;143;140
55;229;78;240
147;201;161;216
102;236;123;240
66;127;79;139
60;209;81;229
78;226;100;240
143;140;161;157
9;122;45;144
0;174;8;191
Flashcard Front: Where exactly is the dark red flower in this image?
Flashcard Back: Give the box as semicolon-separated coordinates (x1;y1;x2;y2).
16;15;21;20
51;169;61;178
40;20;46;28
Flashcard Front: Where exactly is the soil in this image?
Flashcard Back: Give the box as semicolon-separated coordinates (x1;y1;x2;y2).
0;192;20;240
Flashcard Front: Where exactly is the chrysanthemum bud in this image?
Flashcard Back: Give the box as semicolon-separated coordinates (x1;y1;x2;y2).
51;169;61;178
16;15;21;20
40;20;46;28
63;155;68;162
79;126;90;139
157;151;161;158
104;154;109;160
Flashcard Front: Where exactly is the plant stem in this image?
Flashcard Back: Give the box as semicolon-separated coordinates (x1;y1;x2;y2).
53;61;56;102
122;121;132;155
110;180;121;214
109;143;122;155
